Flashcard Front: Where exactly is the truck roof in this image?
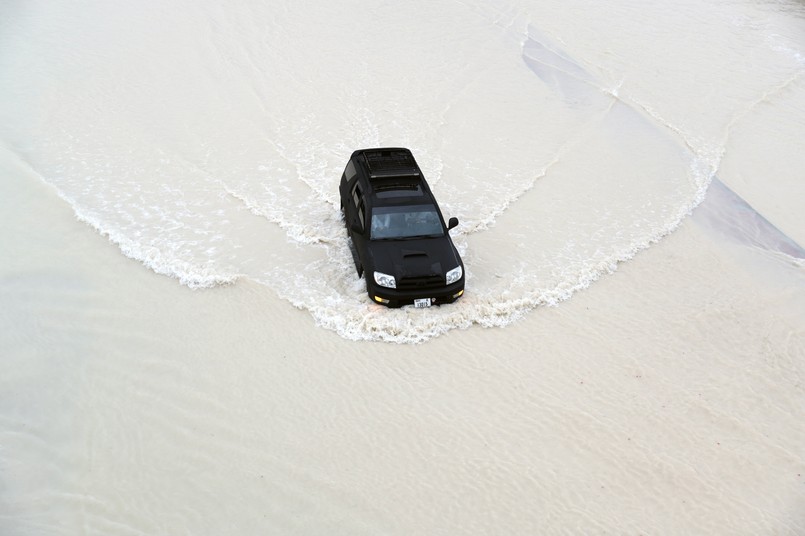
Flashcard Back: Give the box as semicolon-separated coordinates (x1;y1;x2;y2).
360;148;421;180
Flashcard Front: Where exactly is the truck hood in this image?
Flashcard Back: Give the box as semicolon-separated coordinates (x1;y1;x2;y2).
369;236;461;281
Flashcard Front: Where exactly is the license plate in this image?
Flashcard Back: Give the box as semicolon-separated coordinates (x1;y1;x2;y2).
414;298;432;308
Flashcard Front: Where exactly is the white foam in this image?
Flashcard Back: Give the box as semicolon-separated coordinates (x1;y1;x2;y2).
3;0;802;343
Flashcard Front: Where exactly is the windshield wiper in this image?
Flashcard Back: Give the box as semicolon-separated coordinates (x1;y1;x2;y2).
401;233;443;240
372;233;444;241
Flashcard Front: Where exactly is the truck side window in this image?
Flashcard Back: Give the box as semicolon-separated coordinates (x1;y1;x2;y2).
357;203;365;231
352;183;362;208
350;182;366;231
345;160;357;182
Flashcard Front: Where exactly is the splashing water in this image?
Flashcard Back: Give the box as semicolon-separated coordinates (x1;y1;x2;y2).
1;0;803;342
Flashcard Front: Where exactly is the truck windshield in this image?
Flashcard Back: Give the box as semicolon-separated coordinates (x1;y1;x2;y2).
370;204;444;239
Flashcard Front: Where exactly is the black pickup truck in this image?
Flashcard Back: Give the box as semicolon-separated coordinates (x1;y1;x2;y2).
339;148;465;308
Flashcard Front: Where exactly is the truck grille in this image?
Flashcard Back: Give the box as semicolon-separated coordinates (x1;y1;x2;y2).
397;275;444;291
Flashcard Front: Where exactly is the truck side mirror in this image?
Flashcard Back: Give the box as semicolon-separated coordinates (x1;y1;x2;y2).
447;217;459;231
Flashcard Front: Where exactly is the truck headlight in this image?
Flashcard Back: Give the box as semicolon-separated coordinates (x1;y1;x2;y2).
374;271;396;289
446;265;463;285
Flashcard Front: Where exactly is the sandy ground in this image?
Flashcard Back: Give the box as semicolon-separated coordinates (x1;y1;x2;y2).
2;1;804;533
2;137;804;534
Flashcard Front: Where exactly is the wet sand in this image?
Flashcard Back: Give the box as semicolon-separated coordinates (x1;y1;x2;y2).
3;0;805;532
2;139;803;534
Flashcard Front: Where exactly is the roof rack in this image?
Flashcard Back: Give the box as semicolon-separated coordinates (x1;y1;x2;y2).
364;149;421;179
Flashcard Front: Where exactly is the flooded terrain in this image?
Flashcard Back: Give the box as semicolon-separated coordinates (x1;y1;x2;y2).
1;0;803;533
